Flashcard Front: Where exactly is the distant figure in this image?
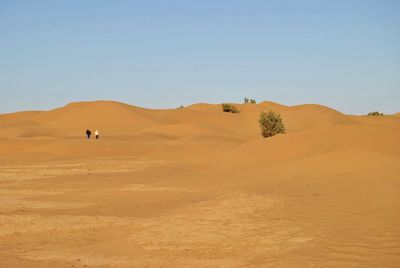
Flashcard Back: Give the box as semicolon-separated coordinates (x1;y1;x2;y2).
86;129;92;139
95;130;99;139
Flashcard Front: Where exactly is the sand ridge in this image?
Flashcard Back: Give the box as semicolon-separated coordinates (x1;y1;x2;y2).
0;100;399;267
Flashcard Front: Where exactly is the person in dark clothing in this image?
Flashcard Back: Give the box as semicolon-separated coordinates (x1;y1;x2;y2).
86;129;92;139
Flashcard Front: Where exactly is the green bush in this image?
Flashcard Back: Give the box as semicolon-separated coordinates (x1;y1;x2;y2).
222;103;240;113
258;111;286;138
244;97;256;104
367;111;384;116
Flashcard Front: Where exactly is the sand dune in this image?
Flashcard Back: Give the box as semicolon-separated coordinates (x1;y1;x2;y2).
0;100;399;267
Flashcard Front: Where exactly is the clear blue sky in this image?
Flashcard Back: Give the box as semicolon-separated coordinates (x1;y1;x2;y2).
1;0;399;114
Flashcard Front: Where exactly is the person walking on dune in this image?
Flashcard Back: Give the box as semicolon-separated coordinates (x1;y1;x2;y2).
86;129;92;139
95;130;99;139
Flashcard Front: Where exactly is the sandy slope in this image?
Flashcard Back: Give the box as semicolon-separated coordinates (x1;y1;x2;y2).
0;100;399;267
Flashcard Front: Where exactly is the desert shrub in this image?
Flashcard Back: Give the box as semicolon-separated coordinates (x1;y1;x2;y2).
367;111;384;116
244;97;256;104
177;105;184;109
258;111;286;138
222;103;240;113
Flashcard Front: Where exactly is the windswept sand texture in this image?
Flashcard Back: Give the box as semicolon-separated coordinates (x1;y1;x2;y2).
0;101;399;267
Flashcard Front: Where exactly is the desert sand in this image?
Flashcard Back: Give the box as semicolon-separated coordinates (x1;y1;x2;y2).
0;100;399;267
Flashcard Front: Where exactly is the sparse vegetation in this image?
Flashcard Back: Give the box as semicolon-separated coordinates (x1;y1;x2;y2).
258;111;286;138
367;111;384;116
222;103;240;113
244;97;256;104
177;105;184;109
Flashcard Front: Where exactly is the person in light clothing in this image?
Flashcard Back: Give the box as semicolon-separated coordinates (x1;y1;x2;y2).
95;130;99;139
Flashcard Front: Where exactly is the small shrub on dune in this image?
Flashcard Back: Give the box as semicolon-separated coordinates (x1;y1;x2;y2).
244;97;256;104
222;103;240;113
259;111;286;138
367;111;384;116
